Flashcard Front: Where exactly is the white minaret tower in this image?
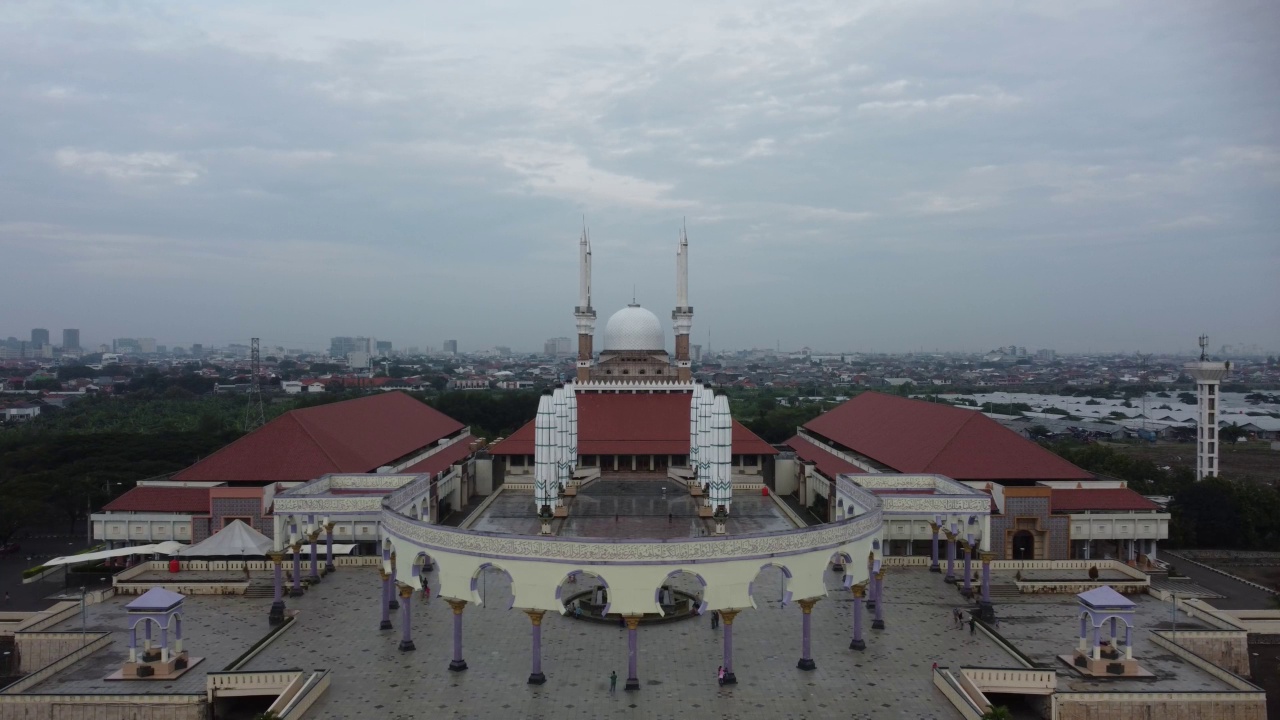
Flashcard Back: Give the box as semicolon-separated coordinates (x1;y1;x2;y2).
672;226;694;382
575;229;597;383
1183;335;1230;481
710;394;733;534
533;392;557;527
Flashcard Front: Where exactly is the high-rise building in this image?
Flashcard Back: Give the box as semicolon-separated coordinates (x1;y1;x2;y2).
138;338;157;354
376;340;393;355
31;328;49;346
1184;336;1230;481
62;329;80;350
191;343;204;358
544;337;572;356
331;336;376;357
443;340;458;355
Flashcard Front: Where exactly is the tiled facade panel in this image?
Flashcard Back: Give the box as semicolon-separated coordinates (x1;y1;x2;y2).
990;496;1069;560
206;498;272;539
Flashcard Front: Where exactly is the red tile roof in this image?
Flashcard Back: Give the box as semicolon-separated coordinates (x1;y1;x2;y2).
404;435;478;476
803;392;1093;481
103;486;211;514
173;392;464;483
1051;488;1160;513
490;392;776;457
785;434;865;478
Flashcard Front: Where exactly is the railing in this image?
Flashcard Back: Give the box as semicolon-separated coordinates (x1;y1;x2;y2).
206;670;302;700
959;667;1055;694
932;668;985;720
882;556;929;566
276;669;332;719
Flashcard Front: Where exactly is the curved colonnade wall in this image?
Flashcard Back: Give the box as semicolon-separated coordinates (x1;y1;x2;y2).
380;506;883;616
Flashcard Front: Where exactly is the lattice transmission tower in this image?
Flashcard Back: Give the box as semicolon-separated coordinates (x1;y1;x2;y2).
243;337;266;431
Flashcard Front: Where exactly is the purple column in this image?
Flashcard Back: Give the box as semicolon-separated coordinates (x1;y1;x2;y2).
324;522;335;573
527;610;546;684
379;570;393;630
398;587;415;651
160;624;169;662
944;532;957;583
290;542;304;597
872;572;886;630
929;523;941;572
866;558;878;610
850;584;866;650
796;599;817;670
961;544;973;598
624;616;640;691
448;600;468;671
981;556;992;604
308;529;321;583
388;555;399;610
268;552;285;625
721;610;738;684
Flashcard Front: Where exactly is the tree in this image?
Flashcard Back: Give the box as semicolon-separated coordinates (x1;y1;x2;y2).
981;707;1012;720
1219;424;1247;444
1178;392;1196;405
1026;425;1050;440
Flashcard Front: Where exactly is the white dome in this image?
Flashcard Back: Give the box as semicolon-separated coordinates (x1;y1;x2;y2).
603;304;665;351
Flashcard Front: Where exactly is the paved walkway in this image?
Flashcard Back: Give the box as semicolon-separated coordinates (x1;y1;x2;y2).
1162;552;1278;609
243;566;1018;719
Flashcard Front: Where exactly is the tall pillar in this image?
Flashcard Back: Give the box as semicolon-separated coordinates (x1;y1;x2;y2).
720;609;739;684
160;624;170;662
526;610;546;684
324;521;336;573
289;541;304;597
960;541;974;598
388;553;399;610
307;525;321;584
979;552;994;621
624;615;641;691
929;521;941;572
268;551;286;625
944;530;957;583
398;585;415;651
872;571;886;630
575;229;596;383
866;552;877;610
1078;615;1088;653
796;598;818;670
1124;625;1133;660
1184;347;1230;481
672;228;694;382
1092;625;1101;660
447;599;468;671
850;583;866;650
378;569;393;630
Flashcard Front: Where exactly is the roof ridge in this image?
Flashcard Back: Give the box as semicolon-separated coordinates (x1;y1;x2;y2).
289;410;347;471
919;403;977;472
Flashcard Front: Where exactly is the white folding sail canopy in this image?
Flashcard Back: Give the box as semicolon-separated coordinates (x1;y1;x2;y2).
177;519;273;557
43;540;187;567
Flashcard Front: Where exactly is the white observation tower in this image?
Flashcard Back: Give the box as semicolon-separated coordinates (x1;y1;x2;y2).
1183;335;1230;481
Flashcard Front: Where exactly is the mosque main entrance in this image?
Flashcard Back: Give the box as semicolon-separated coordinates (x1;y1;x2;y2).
1012;530;1035;560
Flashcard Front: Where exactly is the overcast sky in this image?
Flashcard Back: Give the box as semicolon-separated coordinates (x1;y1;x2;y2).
2;1;1277;355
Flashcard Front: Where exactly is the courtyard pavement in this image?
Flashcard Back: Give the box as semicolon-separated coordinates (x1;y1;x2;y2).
242;564;1018;719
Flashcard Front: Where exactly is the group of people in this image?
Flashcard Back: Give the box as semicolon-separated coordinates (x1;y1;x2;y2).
953;607;977;634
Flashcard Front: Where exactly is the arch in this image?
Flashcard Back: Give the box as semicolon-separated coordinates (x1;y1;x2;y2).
410;551;436;578
749;562;793;608
662;569;708;615
557;569;611;616
471;562;515;610
1079;610;1133;630
410;503;418;519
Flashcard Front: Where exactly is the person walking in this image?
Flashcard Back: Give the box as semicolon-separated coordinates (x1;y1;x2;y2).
968;616;976;635
717;665;725;686
711;610;719;629
609;670;617;695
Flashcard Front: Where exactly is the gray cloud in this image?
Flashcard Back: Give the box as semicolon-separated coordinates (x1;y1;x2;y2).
0;0;1276;354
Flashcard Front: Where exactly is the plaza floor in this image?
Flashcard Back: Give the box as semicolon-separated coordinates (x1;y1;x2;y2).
242;564;1017;719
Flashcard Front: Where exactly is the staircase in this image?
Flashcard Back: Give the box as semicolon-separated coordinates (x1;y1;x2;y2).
244;580;275;599
987;583;1021;599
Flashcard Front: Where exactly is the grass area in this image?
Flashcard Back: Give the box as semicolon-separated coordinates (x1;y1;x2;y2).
1101;441;1280;487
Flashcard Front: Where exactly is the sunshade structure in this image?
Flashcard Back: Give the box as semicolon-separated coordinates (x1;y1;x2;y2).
177;520;273;557
44;540;187;567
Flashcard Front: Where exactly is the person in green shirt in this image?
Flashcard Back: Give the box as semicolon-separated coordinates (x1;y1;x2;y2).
609;670;617;694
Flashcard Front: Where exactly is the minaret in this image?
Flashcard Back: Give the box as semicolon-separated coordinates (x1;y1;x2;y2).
1183;335;1230;480
575;229;597;382
672;226;694;382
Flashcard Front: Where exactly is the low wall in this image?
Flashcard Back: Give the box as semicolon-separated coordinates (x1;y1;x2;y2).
931;668;984;720
992;559;1147;581
15;634;101;674
1;633;111;695
278;670;331;720
14;604;80;634
882;556;930;567
1053;692;1267;720
1162;632;1251;677
0;693;205;720
1016;580;1148;595
114;582;249;596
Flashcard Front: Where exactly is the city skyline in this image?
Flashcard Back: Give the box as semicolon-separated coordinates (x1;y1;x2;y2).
1;2;1276;354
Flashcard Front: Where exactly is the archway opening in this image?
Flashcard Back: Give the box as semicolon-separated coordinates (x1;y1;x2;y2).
473;563;514;610
558;570;610;620
1012;531;1035;560
750;563;792;609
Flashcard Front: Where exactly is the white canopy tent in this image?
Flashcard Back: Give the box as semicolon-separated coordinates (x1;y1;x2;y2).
177;519;273;557
44;540;187;567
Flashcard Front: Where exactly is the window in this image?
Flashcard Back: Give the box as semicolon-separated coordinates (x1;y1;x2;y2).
638;369;646;374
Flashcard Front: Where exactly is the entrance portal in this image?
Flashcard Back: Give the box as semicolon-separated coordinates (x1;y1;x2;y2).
1012;530;1035;560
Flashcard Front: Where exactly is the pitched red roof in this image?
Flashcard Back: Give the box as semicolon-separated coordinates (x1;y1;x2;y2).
490;392;776;457
1051;488;1160;513
803;392;1092;481
173;392;464;483
103;486;211;514
785;434;865;478
404;435;477;476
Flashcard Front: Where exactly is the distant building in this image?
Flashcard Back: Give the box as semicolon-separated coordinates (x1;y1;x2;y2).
138;338;157;354
376;340;393;355
62;328;80;350
443;340;458;355
113;338;141;354
31;328;49;346
191;343;204;357
331;336;376;357
347;351;371;369
543;337;571;356
691;344;702;362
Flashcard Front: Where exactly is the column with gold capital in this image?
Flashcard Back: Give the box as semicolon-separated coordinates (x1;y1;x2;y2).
872;570;887;630
943;528;957;583
928;520;942;572
378;568;393;630
849;583;867;650
796;598;819;670
720;609;739;684
397;584;415;651
624;615;641;691
526;610;547;684
307;520;321;584
267;551;286;625
447;599;469;671
978;551;995;621
323;520;336;573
